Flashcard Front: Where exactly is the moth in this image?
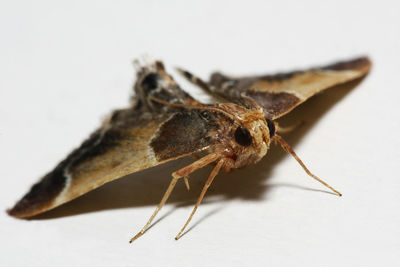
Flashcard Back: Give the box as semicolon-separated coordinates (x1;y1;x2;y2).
8;56;371;242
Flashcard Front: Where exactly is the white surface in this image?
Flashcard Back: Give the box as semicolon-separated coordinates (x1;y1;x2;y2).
1;1;399;266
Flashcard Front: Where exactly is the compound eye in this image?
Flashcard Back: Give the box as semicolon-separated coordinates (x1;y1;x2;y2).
266;118;275;137
234;126;252;146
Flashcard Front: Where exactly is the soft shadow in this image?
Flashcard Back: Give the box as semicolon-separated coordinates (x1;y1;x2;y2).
31;78;366;220
266;182;336;195
177;206;224;240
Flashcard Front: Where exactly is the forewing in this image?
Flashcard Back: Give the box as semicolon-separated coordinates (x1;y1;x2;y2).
208;57;371;119
8;61;217;218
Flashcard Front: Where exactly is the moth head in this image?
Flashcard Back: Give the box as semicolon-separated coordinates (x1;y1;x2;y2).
233;118;275;146
215;103;272;168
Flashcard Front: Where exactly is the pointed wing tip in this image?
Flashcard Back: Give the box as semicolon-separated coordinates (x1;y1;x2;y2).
360;56;372;73
6;207;18;218
7;193;48;219
324;56;372;74
7;201;34;219
349;56;372;73
7;171;67;219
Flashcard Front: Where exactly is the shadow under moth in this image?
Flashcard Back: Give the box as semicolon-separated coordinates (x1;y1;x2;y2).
8;56;371;242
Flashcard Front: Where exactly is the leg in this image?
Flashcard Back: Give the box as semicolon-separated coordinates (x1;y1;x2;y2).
175;158;227;240
183;176;190;191
130;152;221;243
274;134;342;196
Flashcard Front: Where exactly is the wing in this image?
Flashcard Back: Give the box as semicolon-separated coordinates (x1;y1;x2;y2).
8;61;220;218
208;57;371;119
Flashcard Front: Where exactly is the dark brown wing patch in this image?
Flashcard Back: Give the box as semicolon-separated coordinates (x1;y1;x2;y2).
246;91;300;117
151;110;219;161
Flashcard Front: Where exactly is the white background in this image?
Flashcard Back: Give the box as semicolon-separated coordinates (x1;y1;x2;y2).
1;1;399;266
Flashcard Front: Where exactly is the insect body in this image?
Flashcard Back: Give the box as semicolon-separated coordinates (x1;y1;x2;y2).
8;57;371;241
